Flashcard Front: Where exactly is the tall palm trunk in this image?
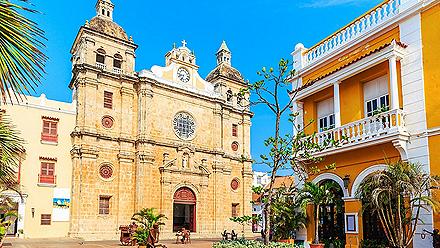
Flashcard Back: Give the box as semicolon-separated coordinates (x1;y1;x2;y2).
315;204;319;244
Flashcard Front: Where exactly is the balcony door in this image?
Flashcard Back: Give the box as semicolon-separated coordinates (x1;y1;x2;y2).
317;98;335;132
363;76;389;117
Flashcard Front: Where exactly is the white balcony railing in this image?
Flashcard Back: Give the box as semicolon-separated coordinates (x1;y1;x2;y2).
310;109;406;155
304;0;401;67
113;67;123;74
96;62;106;70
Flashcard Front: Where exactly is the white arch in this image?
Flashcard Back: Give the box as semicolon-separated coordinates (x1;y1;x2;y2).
312;172;349;198
350;164;387;198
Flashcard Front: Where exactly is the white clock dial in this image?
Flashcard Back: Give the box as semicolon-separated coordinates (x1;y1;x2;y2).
177;67;190;83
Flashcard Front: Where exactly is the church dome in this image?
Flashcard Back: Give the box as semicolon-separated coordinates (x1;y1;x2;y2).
206;64;244;82
88;16;128;41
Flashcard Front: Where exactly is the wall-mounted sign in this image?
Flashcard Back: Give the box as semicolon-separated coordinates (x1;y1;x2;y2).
345;213;358;234
52;188;70;222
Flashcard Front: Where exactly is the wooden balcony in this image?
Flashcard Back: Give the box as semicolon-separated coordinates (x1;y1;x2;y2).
38;174;56;185
41;133;58;143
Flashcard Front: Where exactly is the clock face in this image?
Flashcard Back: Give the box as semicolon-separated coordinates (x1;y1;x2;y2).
177;67;190;83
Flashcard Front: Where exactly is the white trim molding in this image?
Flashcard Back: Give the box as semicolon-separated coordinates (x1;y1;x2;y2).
350;164;387;198
311;172;349;198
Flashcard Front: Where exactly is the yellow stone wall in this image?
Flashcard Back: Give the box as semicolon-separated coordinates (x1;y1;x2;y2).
68;24;253;240
2;95;76;238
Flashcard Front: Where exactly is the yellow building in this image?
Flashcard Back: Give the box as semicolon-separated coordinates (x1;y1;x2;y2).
2;94;76;238
67;0;253;240
290;0;440;247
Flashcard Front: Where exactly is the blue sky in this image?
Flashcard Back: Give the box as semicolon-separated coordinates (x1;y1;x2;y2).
26;0;381;172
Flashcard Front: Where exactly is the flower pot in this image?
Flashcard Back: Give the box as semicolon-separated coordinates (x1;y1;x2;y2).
310;244;325;248
279;239;295;244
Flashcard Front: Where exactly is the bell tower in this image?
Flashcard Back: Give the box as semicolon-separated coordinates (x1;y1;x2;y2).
216;41;231;66
68;0;138;240
96;0;114;20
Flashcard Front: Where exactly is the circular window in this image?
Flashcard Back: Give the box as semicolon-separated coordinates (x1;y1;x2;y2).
231;178;240;191
173;112;196;140
99;164;113;179
231;141;239;151
102;116;114;129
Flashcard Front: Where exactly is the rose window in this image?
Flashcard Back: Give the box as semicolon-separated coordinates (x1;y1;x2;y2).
99;164;113;179
231;178;240;190
102;116;114;128
231;141;239;151
173;112;196;140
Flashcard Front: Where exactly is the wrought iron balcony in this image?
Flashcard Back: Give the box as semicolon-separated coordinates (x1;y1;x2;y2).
308;109;408;156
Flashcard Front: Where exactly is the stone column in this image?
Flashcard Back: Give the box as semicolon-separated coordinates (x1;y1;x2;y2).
333;82;342;127
389;55;400;110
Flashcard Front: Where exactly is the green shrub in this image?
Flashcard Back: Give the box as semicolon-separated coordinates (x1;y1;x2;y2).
213;239;302;248
360;239;388;248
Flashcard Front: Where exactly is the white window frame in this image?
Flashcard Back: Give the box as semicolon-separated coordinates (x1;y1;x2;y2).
318;114;335;132
365;94;390;117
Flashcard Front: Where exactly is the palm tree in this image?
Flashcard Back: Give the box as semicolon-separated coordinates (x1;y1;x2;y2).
299;181;338;245
0;113;24;190
356;161;440;248
0;0;47;102
131;208;167;230
271;186;307;241
131;208;167;246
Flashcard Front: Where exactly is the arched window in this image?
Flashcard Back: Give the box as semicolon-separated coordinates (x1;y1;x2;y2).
107;11;110;17
113;54;122;69
226;90;233;102
102;9;105;15
96;49;106;64
237;94;243;106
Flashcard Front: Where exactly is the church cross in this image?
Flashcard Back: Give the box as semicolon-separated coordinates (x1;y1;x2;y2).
182;40;187;47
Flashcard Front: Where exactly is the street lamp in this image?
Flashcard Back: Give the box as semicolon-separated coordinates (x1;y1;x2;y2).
343;175;350;189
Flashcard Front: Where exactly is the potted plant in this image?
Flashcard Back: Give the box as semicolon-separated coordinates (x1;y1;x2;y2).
272;187;306;244
131;208;167;248
299;181;338;248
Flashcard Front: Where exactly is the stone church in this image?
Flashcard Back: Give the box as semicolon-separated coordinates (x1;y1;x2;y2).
68;0;253;240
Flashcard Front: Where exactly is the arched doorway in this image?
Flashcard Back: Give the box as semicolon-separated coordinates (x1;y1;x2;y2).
318;180;345;245
173;187;196;232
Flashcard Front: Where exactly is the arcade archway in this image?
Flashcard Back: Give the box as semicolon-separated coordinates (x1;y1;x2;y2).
173;187;196;232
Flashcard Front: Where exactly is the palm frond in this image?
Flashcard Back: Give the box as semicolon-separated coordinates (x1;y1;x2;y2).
0;0;47;103
0;113;24;188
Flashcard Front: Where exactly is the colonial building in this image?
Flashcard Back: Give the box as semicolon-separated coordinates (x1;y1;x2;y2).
291;0;440;247
2;94;76;238
68;0;253;240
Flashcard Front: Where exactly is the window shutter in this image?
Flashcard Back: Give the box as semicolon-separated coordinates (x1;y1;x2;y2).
317;97;334;118
104;91;113;109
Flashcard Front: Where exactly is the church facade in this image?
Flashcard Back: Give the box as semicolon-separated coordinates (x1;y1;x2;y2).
68;0;253;240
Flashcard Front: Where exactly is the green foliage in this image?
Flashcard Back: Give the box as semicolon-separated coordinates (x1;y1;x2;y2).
271;187;306;240
0;0;47;102
298;181;340;244
230;215;261;226
213;239;302;248
360;239;388;248
131;208;167;245
323;238;344;248
131;208;167;230
133;228;149;246
240;58;342;244
356;161;439;248
0;113;24;190
0;199;18;240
